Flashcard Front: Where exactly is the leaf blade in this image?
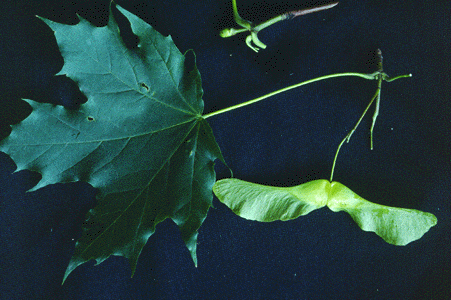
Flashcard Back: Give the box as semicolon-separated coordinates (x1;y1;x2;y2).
1;4;225;282
172;119;227;266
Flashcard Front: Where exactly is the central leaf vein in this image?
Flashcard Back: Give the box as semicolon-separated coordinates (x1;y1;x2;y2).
79;120;200;256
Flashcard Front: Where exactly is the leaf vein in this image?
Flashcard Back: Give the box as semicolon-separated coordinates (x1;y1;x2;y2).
60;25;196;116
78;121;199;256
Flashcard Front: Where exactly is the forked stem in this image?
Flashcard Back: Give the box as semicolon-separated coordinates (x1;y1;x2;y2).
329;80;381;182
202;50;411;183
221;0;339;52
329;65;412;181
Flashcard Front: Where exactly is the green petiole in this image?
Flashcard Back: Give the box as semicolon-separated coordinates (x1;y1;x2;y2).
202;50;411;182
203;71;384;119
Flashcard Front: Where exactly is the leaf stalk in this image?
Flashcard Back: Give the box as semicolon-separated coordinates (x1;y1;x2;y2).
203;72;380;119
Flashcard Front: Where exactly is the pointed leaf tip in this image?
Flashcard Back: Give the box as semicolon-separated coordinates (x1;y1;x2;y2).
5;4;223;282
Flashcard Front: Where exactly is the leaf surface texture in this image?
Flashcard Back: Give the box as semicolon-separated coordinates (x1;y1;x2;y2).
0;5;225;281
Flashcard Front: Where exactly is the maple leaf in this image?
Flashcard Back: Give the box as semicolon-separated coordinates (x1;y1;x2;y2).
0;4;225;282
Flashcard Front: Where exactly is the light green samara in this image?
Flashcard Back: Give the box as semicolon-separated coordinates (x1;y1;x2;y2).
214;178;437;246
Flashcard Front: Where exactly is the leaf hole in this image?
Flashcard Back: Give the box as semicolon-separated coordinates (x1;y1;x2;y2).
140;82;150;92
184;49;196;72
87;116;95;121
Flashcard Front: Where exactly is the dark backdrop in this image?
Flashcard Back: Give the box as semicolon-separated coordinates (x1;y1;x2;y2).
0;1;449;299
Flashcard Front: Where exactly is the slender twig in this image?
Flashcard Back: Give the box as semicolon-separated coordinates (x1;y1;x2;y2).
370;49;384;150
329;50;412;181
254;2;339;32
220;0;339;52
330;87;380;181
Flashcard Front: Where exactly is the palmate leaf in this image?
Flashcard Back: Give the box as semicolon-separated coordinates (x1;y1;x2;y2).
213;179;437;245
0;5;225;282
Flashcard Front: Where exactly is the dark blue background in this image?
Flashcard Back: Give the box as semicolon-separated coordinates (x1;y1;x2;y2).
0;1;449;299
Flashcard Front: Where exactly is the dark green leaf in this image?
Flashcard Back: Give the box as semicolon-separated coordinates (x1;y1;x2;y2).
0;4;225;282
